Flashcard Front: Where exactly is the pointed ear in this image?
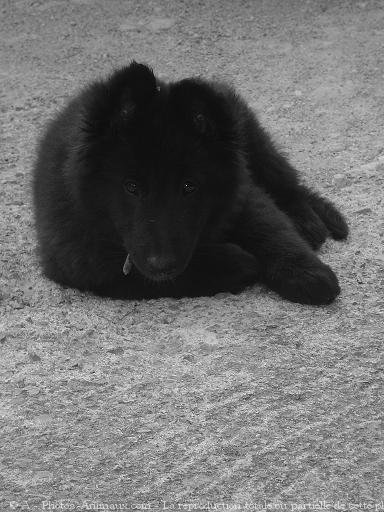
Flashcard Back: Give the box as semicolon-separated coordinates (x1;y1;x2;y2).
108;61;157;105
80;62;157;139
171;79;232;143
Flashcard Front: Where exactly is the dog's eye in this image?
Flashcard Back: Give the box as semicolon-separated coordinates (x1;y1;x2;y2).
124;180;140;195
182;181;198;195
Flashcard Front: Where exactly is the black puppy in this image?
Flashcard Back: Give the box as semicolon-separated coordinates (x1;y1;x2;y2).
32;62;348;304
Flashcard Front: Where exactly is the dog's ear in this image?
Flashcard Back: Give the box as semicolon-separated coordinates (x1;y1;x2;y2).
108;61;157;108
171;79;232;143
81;62;157;139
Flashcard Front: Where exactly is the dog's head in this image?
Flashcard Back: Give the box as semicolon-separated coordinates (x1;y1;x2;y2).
76;62;246;281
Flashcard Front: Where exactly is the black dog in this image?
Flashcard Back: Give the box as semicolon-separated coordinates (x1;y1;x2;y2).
32;62;348;304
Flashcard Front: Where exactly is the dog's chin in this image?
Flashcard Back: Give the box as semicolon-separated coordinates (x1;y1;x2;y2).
131;255;190;283
133;261;183;283
146;271;179;283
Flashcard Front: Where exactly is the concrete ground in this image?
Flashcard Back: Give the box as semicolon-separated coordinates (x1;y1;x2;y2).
1;0;383;509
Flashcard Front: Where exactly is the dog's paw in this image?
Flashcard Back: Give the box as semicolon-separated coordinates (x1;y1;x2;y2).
185;243;259;297
289;203;328;250
272;259;340;305
307;192;349;241
318;205;349;240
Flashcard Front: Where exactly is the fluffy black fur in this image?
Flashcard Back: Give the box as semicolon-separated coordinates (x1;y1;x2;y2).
32;62;349;304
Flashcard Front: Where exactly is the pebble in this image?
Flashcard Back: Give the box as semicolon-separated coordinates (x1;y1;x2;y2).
29;352;41;362
107;346;124;355
119;20;143;32
147;18;175;32
28;387;40;396
354;208;372;215
333;173;350;187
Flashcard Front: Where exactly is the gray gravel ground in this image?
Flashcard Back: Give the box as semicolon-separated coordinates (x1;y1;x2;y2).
1;0;383;509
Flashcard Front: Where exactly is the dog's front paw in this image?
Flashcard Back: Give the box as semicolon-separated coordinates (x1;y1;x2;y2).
289;203;328;250
271;259;340;305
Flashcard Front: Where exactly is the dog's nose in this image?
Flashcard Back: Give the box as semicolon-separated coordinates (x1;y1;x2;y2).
146;255;178;274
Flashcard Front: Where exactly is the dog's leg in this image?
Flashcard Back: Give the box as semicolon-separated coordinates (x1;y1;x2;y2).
178;243;260;297
229;190;341;305
243;115;348;248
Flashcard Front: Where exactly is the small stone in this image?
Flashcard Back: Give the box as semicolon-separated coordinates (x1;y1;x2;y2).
107;346;124;355
119;20;140;32
29;352;41;362
28;387;40;396
215;292;231;299
11;302;24;310
183;354;196;363
265;324;279;330
333;173;350;187
32;470;53;482
69;362;83;370
34;414;52;424
147;17;175;32
354;208;372;215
